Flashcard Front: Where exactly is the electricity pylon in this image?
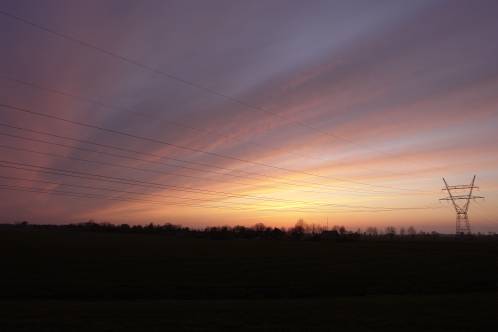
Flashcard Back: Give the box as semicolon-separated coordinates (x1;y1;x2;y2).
440;175;483;235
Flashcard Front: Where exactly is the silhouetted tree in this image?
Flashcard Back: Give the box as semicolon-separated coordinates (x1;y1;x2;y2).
253;223;267;232
385;226;396;237
366;227;378;236
290;219;307;239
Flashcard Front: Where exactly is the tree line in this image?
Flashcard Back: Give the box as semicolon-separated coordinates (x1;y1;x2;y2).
4;219;495;240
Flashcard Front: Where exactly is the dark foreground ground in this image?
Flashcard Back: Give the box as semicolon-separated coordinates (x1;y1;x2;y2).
0;228;496;331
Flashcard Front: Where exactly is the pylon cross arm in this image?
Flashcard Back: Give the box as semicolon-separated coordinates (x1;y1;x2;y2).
440;195;483;200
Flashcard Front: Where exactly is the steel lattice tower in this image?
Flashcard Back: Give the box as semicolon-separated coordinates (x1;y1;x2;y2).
440;175;483;235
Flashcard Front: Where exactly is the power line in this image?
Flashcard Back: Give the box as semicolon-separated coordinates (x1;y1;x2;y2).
0;125;417;196
0;160;319;205
0;8;444;219
0;182;441;215
0;160;439;212
0;123;276;179
0;102;431;193
0;183;257;211
0;75;338;167
0;127;391;196
3;174;437;214
0;160;408;209
0;9;434;181
471;200;498;227
0;175;302;211
0;74;414;180
0;161;361;208
2;142;359;209
0;139;391;198
0;143;261;188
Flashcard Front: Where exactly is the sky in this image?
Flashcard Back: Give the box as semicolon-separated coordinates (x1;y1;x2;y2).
0;0;497;232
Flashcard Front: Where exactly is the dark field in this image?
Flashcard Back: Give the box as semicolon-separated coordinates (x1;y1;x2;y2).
0;228;496;331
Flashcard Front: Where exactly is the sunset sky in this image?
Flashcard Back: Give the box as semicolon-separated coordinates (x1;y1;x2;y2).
0;0;497;232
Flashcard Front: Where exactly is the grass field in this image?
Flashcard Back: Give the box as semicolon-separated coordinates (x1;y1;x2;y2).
0;227;496;331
